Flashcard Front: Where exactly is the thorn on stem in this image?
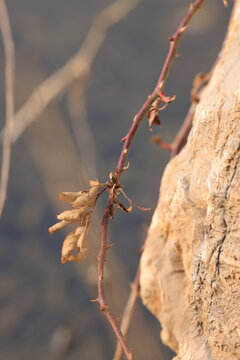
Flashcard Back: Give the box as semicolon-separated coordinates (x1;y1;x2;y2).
106;243;116;249
116;314;123;322
93;252;99;260
123;162;130;171
100;304;107;312
90;298;99;303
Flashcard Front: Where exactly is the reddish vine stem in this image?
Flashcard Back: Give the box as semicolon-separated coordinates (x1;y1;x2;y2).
153;102;196;157
97;1;205;359
170;103;196;158
98;198;134;360
149;0;205;126
113;263;141;360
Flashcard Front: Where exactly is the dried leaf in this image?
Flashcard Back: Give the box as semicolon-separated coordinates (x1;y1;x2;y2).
73;182;102;208
148;102;161;131
72;192;89;208
59;191;82;203
109;203;115;219
75;225;85;237
148;92;175;131
57;207;89;221
49;220;77;235
50;179;106;265
61;232;78;264
89;179;100;187
68;249;88;263
148;110;161;131
76;221;90;250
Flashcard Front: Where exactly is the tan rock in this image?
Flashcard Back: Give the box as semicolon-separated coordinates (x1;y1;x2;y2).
140;2;240;359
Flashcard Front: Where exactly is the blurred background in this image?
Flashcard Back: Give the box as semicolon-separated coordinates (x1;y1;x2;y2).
0;0;233;359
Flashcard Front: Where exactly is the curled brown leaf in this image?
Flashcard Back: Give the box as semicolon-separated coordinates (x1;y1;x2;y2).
57;207;89;221
148;110;161;131
48;219;79;235
61;231;78;264
49;179;105;264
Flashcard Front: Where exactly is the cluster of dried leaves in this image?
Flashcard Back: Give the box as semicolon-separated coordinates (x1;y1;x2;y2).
49;173;150;265
49;179;105;264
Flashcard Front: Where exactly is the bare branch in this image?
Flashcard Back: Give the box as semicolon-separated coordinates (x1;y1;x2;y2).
152;102;196;158
0;0;15;218
170;103;196;158
113;265;140;360
67;82;97;181
1;0;146;144
98;197;134;360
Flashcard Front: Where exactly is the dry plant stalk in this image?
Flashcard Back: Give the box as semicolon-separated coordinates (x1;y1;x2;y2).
0;0;15;218
113;265;141;360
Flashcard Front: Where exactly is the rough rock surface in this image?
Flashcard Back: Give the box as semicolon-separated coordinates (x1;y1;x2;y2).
140;2;240;359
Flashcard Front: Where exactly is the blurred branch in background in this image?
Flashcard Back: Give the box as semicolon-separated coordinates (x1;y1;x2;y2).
67;82;97;182
0;0;15;218
1;0;147;145
113;263;140;360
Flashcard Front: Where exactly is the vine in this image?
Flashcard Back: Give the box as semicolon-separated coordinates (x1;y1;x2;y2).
49;1;208;358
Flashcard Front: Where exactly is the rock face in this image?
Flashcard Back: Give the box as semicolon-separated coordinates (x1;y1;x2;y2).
140;2;240;359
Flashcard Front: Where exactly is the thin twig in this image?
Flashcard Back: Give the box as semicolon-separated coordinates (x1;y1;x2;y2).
96;1;205;359
152;102;196;158
67;82;97;181
98;199;134;360
0;0;15;218
0;0;146;144
113;265;140;360
170;103;196;158
153;71;214;158
148;0;205;128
